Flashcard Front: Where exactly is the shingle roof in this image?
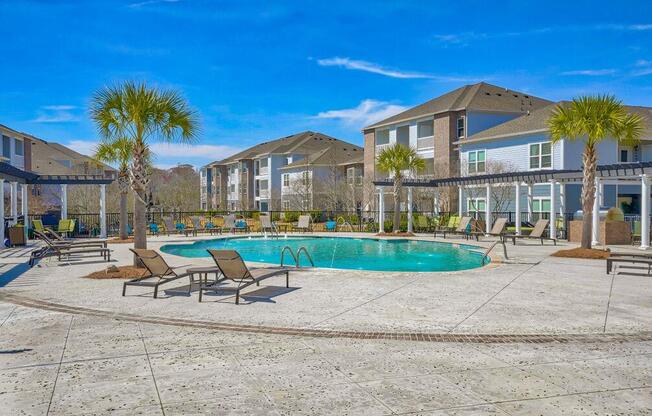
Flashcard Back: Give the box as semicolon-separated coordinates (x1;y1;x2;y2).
364;82;552;130
209;131;356;166
463;102;652;143
280;144;363;170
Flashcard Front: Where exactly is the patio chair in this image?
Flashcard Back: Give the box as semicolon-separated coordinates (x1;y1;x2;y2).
325;220;337;232
606;252;652;274
123;248;194;298
204;220;221;235
259;215;278;235
222;215;236;233
439;216;473;239
33;230;107;249
631;221;641;245
414;215;432;233
293;215;312;233
199;249;290;304
433;215;459;237
161;217;183;236
57;219;76;237
504;219;556;245
470;218;508;240
31;232;111;266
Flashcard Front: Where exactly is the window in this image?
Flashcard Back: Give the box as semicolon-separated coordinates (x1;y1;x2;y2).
467;198;486;213
417;120;433;138
532;198;551;213
259;158;268;168
302;171;311;186
282;200;290;210
347;167;355;184
2;135;9;158
620;149;628;162
14;139;23;156
282;173;289;187
396;125;409;146
375;129;389;145
457;117;465;138
230;184;235;192
529;142;552;169
467;150;486;174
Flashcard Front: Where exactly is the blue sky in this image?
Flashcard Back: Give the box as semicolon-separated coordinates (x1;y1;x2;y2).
1;0;652;169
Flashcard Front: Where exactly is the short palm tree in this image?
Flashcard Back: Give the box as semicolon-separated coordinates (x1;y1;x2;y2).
376;143;425;233
90;82;198;258
548;95;645;249
94;138;141;240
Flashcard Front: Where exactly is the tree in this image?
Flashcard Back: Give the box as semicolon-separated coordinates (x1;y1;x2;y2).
376;143;425;233
90;82;199;260
548;95;645;248
94;138;134;240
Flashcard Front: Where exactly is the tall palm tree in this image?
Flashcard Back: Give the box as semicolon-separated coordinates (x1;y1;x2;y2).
376;143;425;233
90;82;199;258
94;138;144;240
548;95;645;249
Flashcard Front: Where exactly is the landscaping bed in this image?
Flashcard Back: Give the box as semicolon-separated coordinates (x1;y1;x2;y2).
84;266;148;279
551;247;611;260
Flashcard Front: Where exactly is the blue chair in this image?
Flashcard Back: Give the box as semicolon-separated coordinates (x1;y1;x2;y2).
325;220;337;231
149;223;159;235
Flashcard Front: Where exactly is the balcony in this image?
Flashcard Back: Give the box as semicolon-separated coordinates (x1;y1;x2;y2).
375;143;392;153
259;189;269;199
258;166;269;176
417;136;434;150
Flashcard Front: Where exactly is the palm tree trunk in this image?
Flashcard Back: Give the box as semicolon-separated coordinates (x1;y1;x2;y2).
580;143;597;249
118;172;129;240
131;143;149;265
393;176;402;233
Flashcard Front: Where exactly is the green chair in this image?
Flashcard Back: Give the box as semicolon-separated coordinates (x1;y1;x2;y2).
632;221;641;245
57;219;76;237
415;215;431;232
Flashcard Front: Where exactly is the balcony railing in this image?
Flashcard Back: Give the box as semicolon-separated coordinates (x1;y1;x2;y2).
259;189;269;198
258;166;269;176
417;136;434;149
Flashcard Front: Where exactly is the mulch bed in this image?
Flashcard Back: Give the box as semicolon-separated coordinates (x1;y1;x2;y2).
376;232;416;237
107;237;135;244
84;266;149;280
551;247;611;260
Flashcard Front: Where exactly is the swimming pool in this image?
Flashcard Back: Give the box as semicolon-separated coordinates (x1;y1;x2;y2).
160;236;487;272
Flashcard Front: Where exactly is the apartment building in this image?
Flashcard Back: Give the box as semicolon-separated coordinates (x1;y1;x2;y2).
279;144;363;211
458;102;652;216
200;131;362;211
363;82;551;210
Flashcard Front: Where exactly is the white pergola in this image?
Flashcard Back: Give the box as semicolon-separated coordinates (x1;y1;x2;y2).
374;162;652;249
1;162;113;244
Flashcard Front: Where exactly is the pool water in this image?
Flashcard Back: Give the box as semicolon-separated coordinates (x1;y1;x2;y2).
160;236;487;272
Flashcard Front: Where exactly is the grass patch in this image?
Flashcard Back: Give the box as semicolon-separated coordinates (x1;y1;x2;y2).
84;265;148;279
551;247;611;259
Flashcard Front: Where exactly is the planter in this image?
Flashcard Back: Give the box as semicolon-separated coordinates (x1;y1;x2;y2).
568;220;631;245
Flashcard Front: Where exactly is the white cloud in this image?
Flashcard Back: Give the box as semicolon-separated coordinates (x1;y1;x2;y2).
127;0;181;9
315;99;408;127
33;105;79;123
560;69;617;76
316;57;480;82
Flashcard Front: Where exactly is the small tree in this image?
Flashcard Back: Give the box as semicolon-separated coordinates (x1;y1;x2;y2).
548;95;644;249
376;144;425;233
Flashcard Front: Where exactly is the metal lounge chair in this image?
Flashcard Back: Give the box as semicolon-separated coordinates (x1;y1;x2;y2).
504;219;556;245
34;230;107;249
161;217;183;236
414;215;432;233
293;215;312;233
470;218;508;240
606;252;652;274
124;248;194;298
222;215;236;233
199;249;290;304
32;232;111;266
434;215;459;237
439;216;472;239
259;215;278;236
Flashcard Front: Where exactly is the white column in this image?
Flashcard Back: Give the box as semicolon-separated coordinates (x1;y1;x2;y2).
458;186;463;216
641;175;650;250
0;179;5;245
559;183;566;216
100;184;107;238
21;184;28;240
514;181;521;235
378;187;385;232
592;178;600;246
10;181;18;223
407;187;413;233
549;180;556;240
485;183;491;234
433;193;439;216
61;184;68;219
527;183;534;223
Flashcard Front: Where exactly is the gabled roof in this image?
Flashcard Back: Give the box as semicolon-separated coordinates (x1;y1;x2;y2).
462;102;652;144
364;82;552;130
279;145;363;170
209;131;356;166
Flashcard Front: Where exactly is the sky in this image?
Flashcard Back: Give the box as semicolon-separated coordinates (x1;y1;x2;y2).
1;0;652;169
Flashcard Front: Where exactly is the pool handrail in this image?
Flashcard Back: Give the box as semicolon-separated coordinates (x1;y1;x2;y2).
296;246;315;267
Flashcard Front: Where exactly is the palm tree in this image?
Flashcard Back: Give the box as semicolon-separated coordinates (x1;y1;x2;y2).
90;82;198;259
548;95;645;249
376;143;425;233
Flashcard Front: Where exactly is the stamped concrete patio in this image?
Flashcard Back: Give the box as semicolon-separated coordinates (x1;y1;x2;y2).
1;233;651;414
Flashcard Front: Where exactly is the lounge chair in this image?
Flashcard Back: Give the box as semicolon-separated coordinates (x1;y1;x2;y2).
34;230;107;249
470;218;508;240
31;232;111;266
161;217;183;236
57;219;76;237
260;215;278;235
438;216;473;239
124;248;194;298
293;215;312;233
222;215;236;233
414;215;432;233
433;215;460;237
504;219;556;245
606;252;652;274
199;249;290;304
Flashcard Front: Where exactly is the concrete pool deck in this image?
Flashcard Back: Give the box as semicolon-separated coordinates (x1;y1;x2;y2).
1;232;651;414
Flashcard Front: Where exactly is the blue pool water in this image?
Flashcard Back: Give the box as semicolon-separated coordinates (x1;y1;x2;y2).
160;236;487;272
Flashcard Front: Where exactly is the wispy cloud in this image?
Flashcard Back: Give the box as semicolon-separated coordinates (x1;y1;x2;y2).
632;59;652;76
315;57;480;82
315;99;408;127
33;105;79;123
127;0;181;9
560;69;617;76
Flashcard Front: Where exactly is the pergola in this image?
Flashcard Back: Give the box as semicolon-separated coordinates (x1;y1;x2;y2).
1;162;114;244
374;161;652;249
